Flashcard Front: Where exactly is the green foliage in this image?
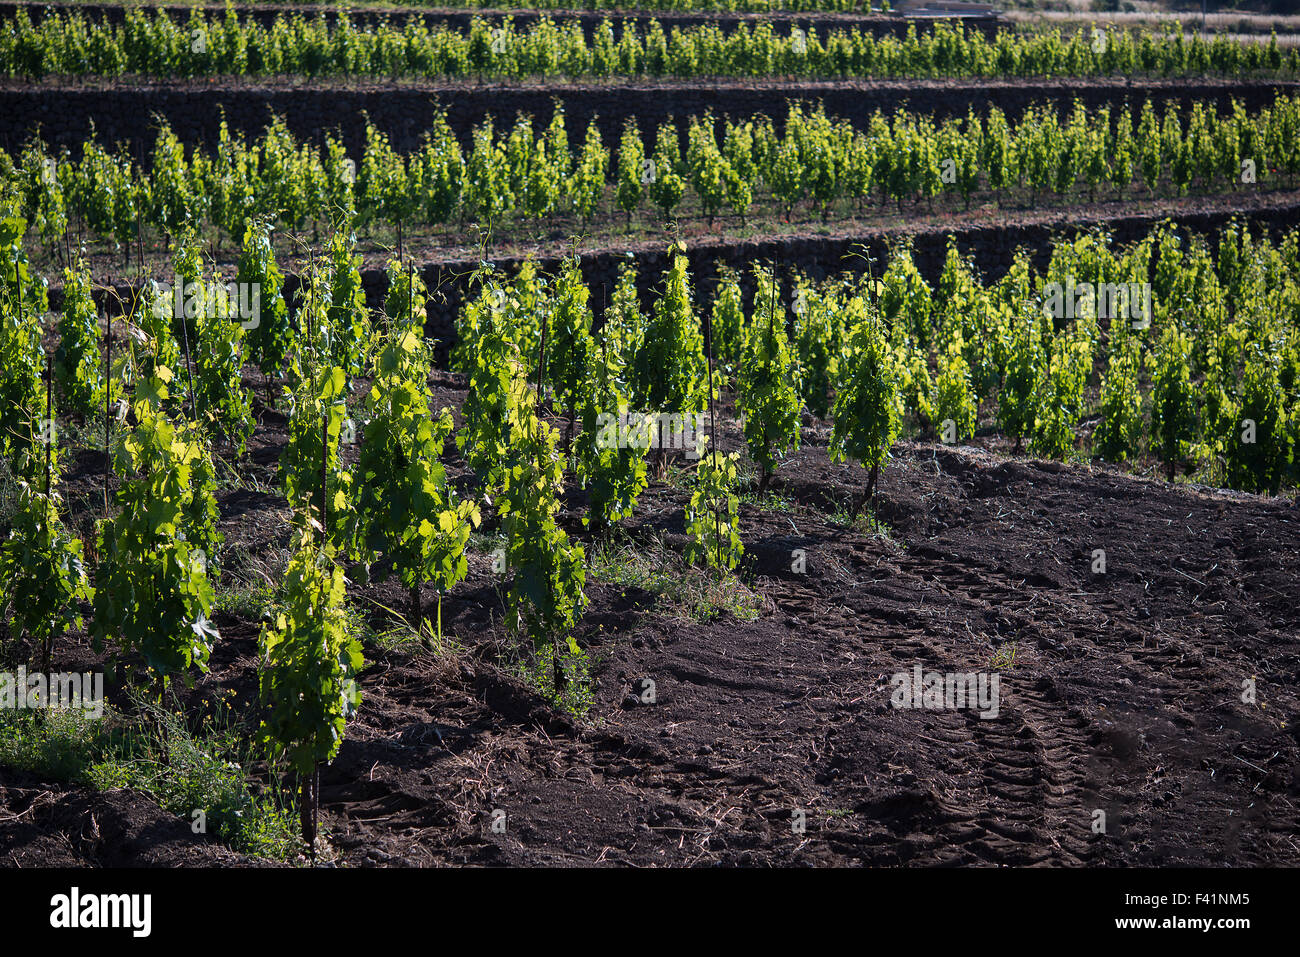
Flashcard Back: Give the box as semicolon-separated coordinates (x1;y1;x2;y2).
1083;105;1112;201
2;93;1294;246
497;387;587;698
646;122;685;221
324;231;372;382
686;115;733;226
791;103;841;219
0;702;300;860
546;106;572;195
257;116;314;233
1094;335;1143;463
1138;99;1163;195
382;258;429;341
0;215;46;477
353;329;481;612
414;112;463;226
207;120;257;246
69;137;139;260
0;483;92;660
893;339;935;434
457;279;529;488
570;119;609;223
91;371;221;681
737;285;802;491
464;117;512;235
149;121;196;234
1030;320;1092;460
505;114;547;220
6;12;1298;85
684;448;743;571
1109;107;1135;199
932;337;978;444
237;220;291;377
1150;322;1199;480
616;119;646;226
789;276;841;419
831;303;901;503
983;106;1013;200
54;262;103;418
767;135;804;218
997;309;1041;451
632;244;711;412
1224;345;1292;494
602;260;644;365
175;242;255;457
709;266;746;379
577;337;648;529
281;364;352;548
587;533;763;623
18;139;66;249
880;245;933;349
546;258;596;425
257;529;362;776
356;123;415;235
322;134;357;228
1165;105;1195;196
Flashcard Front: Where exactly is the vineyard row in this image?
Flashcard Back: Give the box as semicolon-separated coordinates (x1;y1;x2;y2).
2;9;1293;81
10;94;1300;260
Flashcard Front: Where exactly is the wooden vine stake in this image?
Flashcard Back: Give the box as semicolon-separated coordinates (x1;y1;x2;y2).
40;348;54;672
43;350;52;500
304;391;327;865
176;258;198;423
853;248;882;520
406;259;426;634
533;295;567;691
135;143;145;276
760;258;779;497
103;305;112;517
704;275;722;578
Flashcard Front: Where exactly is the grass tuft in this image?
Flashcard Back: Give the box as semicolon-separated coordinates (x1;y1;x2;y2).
588;530;769;623
0;689;300;861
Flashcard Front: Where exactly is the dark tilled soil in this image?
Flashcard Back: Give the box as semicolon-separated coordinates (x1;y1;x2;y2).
3;372;1298;867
